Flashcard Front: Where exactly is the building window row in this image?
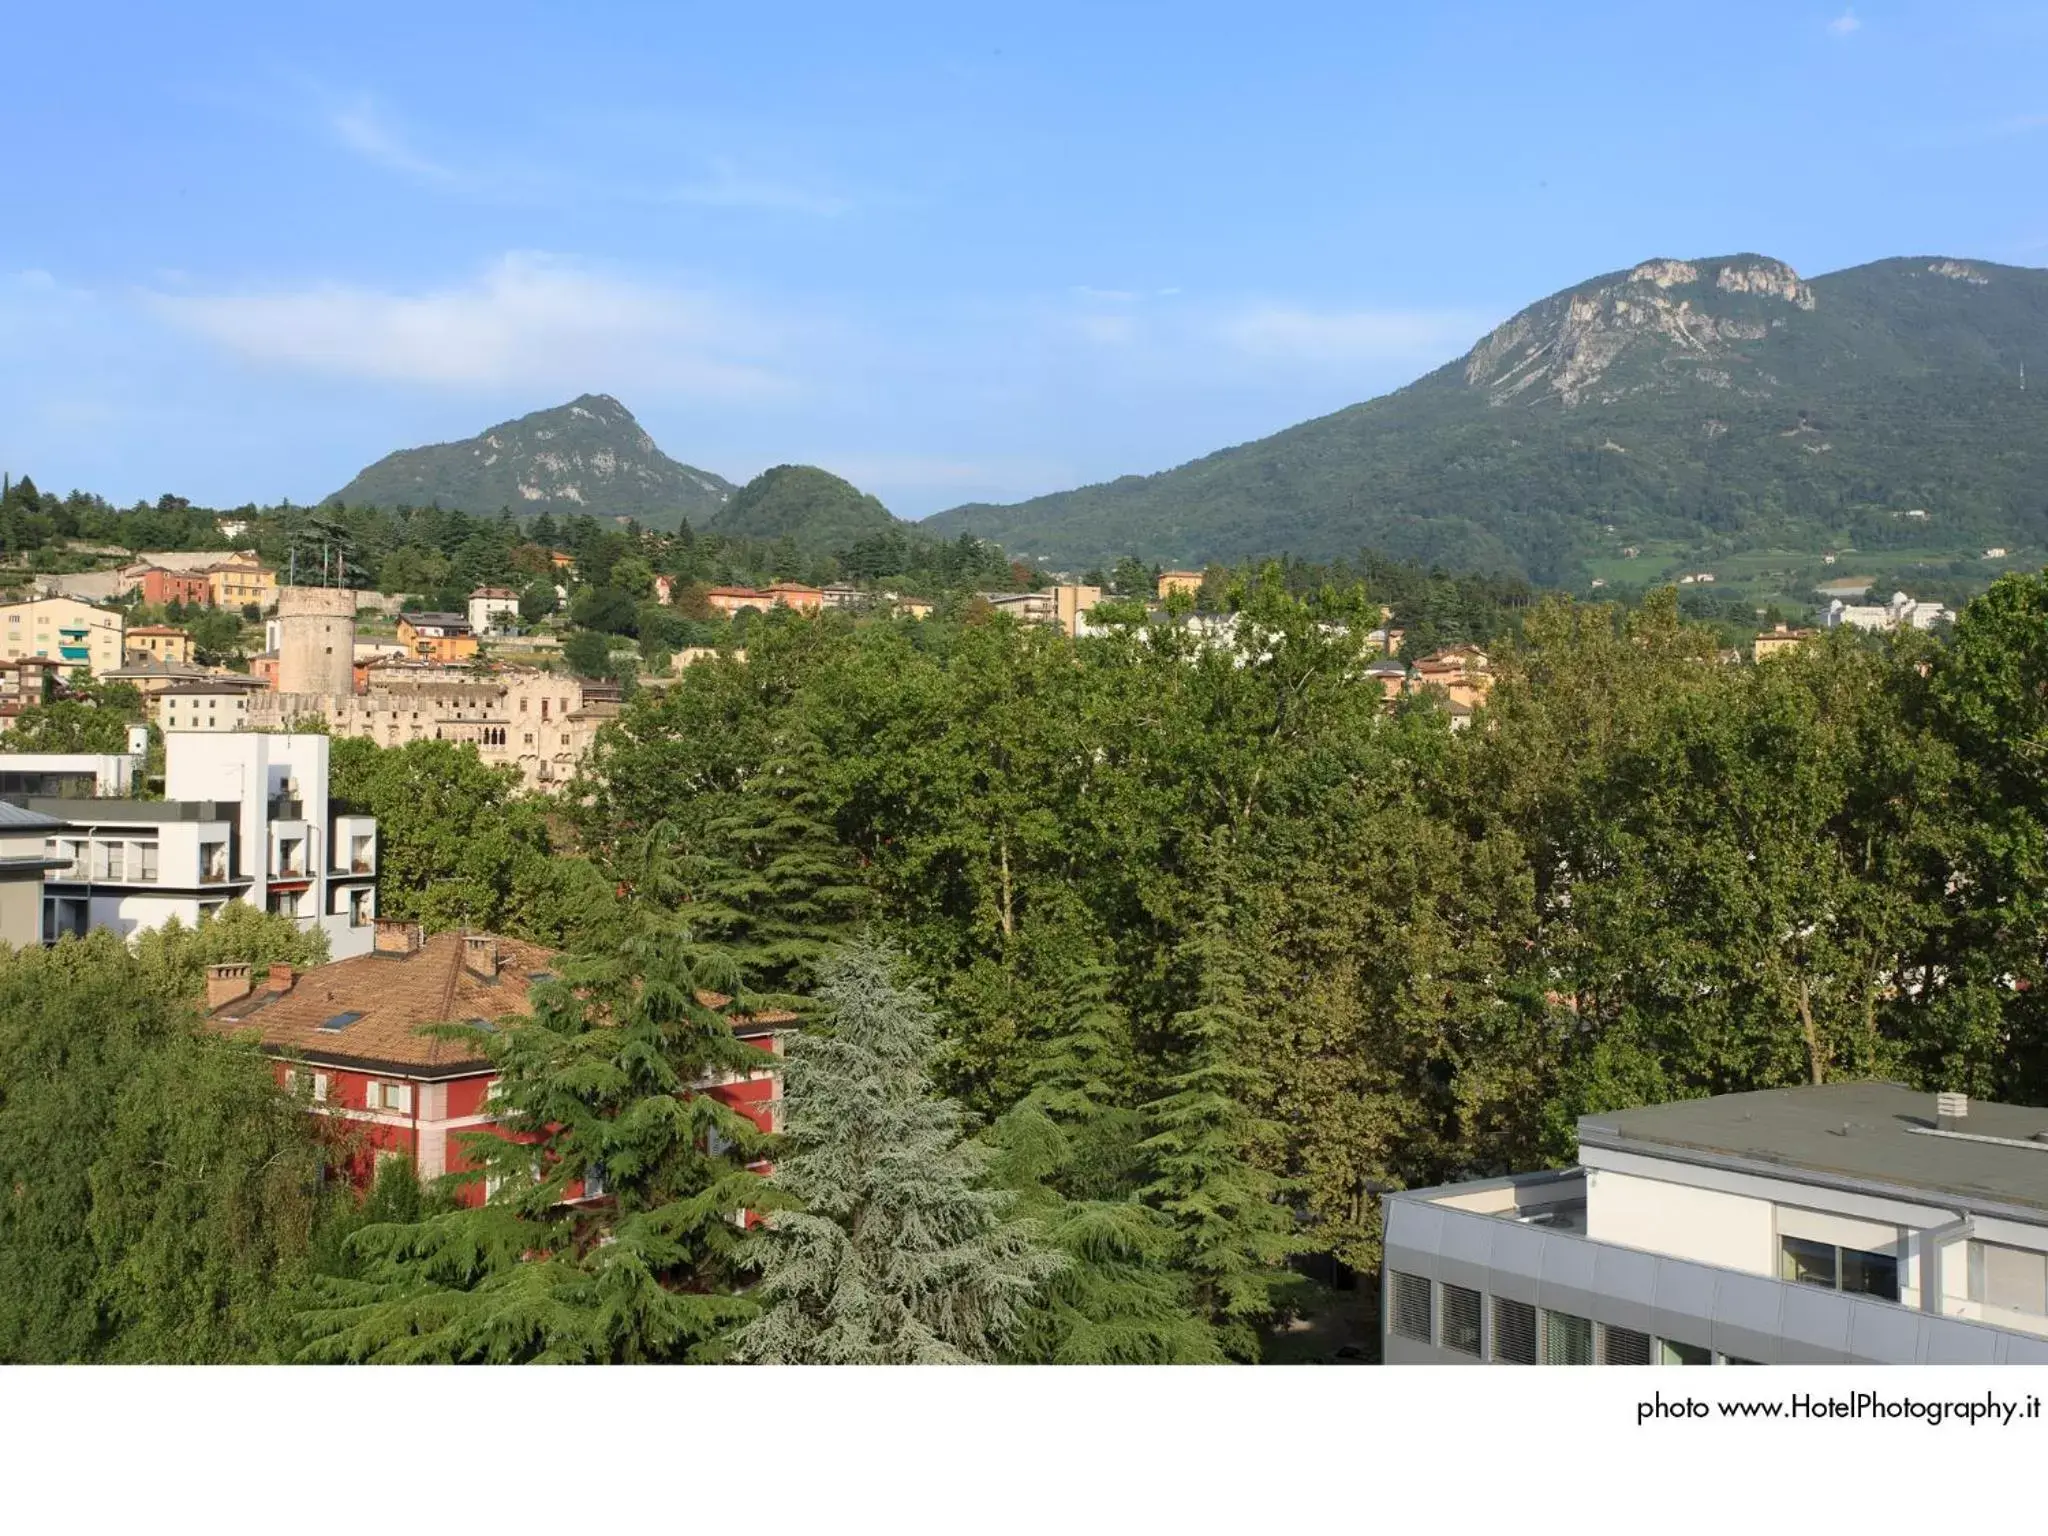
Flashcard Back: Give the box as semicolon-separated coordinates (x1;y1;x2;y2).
1389;1272;1759;1365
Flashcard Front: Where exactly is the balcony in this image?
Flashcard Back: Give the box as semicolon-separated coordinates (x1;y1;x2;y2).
269;797;303;821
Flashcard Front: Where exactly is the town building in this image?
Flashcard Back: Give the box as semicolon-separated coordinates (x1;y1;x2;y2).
395;612;479;663
1753;624;1819;661
765;581;824;614
0;658;63;730
892;596;935;620
1381;1082;2048;1366
818;584;863;611
203;922;788;1202
153;681;256;733
1825;592;1952;633
138;567;215;607
205;554;280;613
16;732;376;952
126;624;194;667
248;663;618;792
468;586;521;635
0;747;144;799
0;596;125;678
1157;570;1204;600
1410;646;1493;713
0;802;68;948
705;586;771;617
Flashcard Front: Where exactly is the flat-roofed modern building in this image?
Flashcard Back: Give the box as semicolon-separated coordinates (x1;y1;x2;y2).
1381;1082;2048;1365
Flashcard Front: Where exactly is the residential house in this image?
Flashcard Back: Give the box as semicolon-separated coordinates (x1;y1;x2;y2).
1410;646;1493;713
102;655;267;702
1156;570;1204;600
0;658;63;731
705;586;771;617
204;554;279;613
153;681;256;733
126;624;194;667
1753;624;1818;661
23;731;375;950
467;586;521;635
251;651;280;688
0;596;125;678
892;596;935;620
1383;1082;2048;1365
765;582;825;614
818;584;863;611
138;567;215;607
204;923;788;1203
395;612;479;662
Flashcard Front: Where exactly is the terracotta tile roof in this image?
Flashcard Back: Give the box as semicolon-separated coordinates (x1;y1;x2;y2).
208;931;560;1077
207;930;797;1077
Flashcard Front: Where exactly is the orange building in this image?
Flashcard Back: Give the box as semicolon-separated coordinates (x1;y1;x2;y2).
765;581;824;613
395;613;480;663
705;586;771;617
126;624;195;667
1157;570;1204;600
139;567;214;607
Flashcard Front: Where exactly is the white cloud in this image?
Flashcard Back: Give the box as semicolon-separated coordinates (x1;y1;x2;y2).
1073;285;1138;302
146;254;793;398
328;97;455;182
1827;8;1862;36
1218;304;1486;365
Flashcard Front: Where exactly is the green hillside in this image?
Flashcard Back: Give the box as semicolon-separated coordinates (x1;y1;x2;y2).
708;464;905;553
924;255;2048;605
328;394;734;529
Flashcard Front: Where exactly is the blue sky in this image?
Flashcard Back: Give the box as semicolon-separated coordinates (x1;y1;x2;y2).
4;1;2046;518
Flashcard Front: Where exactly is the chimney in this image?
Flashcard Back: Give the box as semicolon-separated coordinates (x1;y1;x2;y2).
1937;1091;1969;1133
266;963;296;995
463;933;499;980
206;962;253;1010
374;917;423;956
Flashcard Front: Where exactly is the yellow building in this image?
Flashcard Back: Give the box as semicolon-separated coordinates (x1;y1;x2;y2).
205;555;280;612
1157;570;1205;600
126;624;195;666
1753;625;1818;662
0;595;126;678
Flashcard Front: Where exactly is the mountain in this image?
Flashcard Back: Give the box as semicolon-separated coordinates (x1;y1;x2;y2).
706;464;905;553
327;394;735;528
924;255;2048;591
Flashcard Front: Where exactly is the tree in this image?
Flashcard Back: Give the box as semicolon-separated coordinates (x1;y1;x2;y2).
518;579;559;624
562;628;614;679
0;934;333;1363
133;901;330;1001
734;941;1061;1363
293;928;780;1362
3;701;133;753
1139;917;1305;1360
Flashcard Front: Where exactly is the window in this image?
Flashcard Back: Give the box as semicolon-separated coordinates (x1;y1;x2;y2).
1601;1325;1653;1365
136;843;157;882
1491;1297;1537;1364
1441;1283;1482;1357
319;1011;362;1032
1388;1272;1432;1343
1970;1241;2048;1316
583;1163;608;1199
1780;1236;1900;1302
1659;1338;1712;1365
1543;1309;1593;1365
311;1072;330;1103
366;1081;413;1114
349;888;373;927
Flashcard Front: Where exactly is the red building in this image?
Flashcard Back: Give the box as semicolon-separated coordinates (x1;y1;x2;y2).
205;920;787;1204
139;566;215;607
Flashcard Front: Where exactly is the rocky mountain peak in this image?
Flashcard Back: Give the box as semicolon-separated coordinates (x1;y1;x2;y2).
1463;253;1816;408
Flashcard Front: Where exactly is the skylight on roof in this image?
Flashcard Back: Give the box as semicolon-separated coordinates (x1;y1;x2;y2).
318;1011;364;1032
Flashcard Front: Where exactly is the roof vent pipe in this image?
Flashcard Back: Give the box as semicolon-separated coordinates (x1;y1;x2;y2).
1937;1091;1968;1133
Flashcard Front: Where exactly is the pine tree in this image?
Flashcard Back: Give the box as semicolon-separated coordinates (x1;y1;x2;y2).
294;927;783;1363
984;964;1223;1363
1139;916;1305;1361
689;726;869;997
734;940;1061;1364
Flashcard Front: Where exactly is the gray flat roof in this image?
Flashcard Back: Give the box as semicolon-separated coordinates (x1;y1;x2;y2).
1580;1081;2048;1216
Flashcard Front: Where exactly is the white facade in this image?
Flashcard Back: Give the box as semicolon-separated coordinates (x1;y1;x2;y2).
154;687;253;732
0;752;140;797
468;590;521;634
1825;591;1953;633
35;732;377;956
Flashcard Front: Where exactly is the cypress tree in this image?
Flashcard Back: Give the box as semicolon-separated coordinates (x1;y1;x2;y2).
734;940;1060;1364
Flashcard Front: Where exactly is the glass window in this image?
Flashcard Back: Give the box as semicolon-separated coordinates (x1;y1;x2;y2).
1492;1297;1537;1364
1841;1248;1900;1302
1388;1272;1432;1343
1441;1283;1482;1357
1543;1310;1594;1365
1659;1338;1712;1365
1971;1242;2048;1315
1780;1235;1839;1289
1601;1325;1653;1365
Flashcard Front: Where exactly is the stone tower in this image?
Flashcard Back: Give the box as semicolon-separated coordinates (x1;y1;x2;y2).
275;586;356;697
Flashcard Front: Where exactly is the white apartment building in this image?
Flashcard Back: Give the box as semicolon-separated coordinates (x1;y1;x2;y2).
19;732;377;956
0;595;126;677
153;681;255;732
467;586;521;634
1383;1082;2048;1365
1825;592;1953;633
